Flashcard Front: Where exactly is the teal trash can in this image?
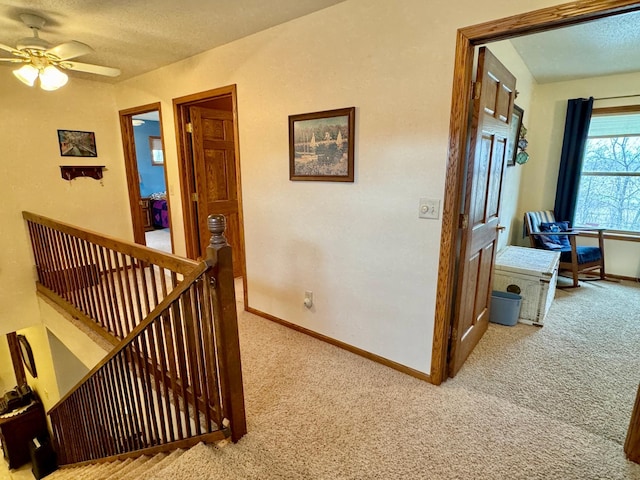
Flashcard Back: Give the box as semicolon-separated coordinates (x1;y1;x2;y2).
489;291;522;326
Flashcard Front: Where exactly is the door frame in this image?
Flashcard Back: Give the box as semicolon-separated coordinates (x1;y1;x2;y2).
172;85;247;283
119;102;172;249
430;0;640;385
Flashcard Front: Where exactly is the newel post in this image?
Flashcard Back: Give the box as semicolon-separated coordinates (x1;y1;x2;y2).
206;214;247;442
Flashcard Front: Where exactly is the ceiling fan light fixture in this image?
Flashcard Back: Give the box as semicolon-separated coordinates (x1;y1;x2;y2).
13;64;39;86
39;65;68;91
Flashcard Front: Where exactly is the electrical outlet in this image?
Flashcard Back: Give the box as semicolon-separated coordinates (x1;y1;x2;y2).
304;291;313;308
419;198;440;219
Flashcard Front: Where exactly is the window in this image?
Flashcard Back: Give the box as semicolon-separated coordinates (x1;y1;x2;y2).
574;107;640;233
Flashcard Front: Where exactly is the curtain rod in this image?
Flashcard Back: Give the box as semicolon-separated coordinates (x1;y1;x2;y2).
594;93;640;101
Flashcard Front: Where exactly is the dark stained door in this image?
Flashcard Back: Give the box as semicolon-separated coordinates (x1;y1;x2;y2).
189;106;243;277
448;47;516;377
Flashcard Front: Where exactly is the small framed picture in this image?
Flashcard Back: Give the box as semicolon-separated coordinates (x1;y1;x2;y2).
506;105;524;167
289;107;355;182
149;136;164;166
58;129;97;157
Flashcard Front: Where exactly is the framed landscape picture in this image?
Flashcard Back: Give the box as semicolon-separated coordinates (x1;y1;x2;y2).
289;107;355;182
506;105;524;167
58;129;98;157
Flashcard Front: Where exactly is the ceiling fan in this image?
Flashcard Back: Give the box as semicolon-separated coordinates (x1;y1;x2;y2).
0;13;121;90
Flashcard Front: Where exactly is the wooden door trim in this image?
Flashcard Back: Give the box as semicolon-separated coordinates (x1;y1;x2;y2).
172;85;247;294
118;102;172;250
431;0;640;385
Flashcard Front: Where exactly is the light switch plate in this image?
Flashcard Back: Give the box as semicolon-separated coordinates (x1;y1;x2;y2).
419;198;440;219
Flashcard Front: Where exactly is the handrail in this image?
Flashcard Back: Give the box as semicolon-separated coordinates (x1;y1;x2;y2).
22;212;197;274
23;211;199;341
23;212;246;465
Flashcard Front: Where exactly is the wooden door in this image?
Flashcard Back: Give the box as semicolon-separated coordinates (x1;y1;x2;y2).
189;106;243;277
448;47;516;377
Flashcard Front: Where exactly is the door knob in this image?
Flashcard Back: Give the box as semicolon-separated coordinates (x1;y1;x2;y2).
496;225;506;232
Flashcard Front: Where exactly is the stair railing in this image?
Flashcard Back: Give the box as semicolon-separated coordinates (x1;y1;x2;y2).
24;213;246;465
23;211;198;344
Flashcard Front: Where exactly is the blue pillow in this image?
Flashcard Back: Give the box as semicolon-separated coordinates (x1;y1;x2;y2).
537;221;571;250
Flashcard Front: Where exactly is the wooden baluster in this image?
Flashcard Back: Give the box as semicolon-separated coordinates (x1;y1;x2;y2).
172;293;193;438
92;243;115;336
87;242;108;332
30;223;48;286
82;239;103;326
147;263;160;311
113;252;134;336
68;235;89;316
101;248;123;338
138;261;153;318
153;312;175;443
104;359;127;454
80;383;100;459
133;329;158;447
182;282;203;435
26;222;44;284
48;228;72;300
162;308;184;440
76;237;98;321
113;351;136;451
90;375;111;458
159;266;169;300
130;257;145;324
192;278;213;430
120;254;139;333
145;318;168;444
206;214;246;441
122;346;146;450
201;274;223;428
37;225;54;291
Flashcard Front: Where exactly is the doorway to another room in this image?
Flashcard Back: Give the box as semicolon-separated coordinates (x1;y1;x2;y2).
119;103;173;254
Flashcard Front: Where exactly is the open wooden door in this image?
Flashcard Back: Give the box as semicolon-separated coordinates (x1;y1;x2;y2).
448;47;516;377
189;106;244;277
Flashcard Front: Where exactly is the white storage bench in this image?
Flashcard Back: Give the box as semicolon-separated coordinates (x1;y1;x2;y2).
493;246;560;326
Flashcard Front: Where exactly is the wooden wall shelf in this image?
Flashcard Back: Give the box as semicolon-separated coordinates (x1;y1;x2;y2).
60;165;105;181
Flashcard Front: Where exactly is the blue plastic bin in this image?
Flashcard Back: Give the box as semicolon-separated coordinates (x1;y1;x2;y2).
489;291;522;326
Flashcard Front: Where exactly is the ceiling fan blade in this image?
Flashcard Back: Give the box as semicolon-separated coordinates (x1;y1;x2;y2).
0;57;26;63
0;43;27;57
46;41;94;61
63;61;121;77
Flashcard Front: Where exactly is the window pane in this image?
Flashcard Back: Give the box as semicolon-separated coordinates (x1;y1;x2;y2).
575;174;640;231
582;137;640;173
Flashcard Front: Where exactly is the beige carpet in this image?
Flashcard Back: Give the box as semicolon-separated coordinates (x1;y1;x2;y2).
148;279;640;480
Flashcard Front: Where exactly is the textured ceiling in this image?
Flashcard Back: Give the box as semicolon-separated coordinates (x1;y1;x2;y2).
509;10;640;84
1;2;639;85
0;0;346;82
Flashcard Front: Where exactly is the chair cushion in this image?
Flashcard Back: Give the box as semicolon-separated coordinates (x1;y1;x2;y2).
537;221;571;250
559;246;602;264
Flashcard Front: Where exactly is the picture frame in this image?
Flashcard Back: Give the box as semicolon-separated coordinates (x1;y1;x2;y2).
17;335;37;378
149;136;164;166
289;107;355;182
506;105;524;167
57;129;97;157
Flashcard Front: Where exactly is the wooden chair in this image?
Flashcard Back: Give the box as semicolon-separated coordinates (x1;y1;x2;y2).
524;210;606;288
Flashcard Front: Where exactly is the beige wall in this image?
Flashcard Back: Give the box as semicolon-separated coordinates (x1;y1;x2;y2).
0;336;15;393
517;71;640;278
0;74;133;336
115;0;559;374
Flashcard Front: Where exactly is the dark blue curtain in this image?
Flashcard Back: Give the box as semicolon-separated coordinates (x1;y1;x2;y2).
554;97;594;222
